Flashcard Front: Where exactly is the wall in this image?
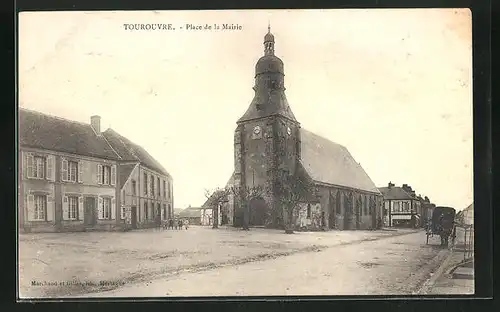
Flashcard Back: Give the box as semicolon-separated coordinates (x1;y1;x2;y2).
20;148;119;233
129;165;174;229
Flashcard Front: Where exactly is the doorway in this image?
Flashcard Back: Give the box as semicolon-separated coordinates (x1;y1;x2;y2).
249;197;267;226
84;197;96;226
131;206;137;229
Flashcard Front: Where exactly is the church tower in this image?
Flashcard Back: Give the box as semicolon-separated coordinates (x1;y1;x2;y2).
233;25;301;228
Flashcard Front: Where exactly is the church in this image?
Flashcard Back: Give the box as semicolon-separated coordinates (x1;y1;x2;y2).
206;26;383;231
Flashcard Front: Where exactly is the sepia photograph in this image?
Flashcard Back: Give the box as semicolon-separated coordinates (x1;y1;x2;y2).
17;9;474;298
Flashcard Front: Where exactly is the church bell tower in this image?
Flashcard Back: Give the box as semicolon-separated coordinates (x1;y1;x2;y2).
233;25;301;228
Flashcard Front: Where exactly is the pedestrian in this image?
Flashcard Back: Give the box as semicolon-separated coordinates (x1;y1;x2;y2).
178;219;183;230
184;219;189;230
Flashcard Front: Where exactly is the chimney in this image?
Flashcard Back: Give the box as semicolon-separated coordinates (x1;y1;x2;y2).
91;115;101;134
388;181;395;188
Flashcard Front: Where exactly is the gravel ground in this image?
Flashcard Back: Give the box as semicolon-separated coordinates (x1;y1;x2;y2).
78;230;447;297
19;226;411;298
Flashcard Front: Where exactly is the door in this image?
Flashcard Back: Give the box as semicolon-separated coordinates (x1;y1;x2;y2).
131;206;137;229
84;197;96;226
249;197;267;226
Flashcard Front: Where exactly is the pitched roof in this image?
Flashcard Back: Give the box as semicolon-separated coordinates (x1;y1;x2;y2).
378;186;413;200
238;91;297;123
177;207;204;218
119;163;138;189
19;108;120;160
299;128;380;194
103;129;170;177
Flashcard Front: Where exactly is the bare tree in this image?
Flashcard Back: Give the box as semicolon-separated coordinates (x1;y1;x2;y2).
274;169;315;234
204;188;230;229
227;184;265;230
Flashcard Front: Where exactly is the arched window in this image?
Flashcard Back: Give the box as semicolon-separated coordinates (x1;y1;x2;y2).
307;204;311;218
336;191;341;214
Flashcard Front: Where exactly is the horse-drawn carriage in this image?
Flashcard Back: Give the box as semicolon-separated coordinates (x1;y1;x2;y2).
426;206;457;247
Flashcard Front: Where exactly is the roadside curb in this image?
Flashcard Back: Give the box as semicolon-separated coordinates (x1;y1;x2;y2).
414;249;454;295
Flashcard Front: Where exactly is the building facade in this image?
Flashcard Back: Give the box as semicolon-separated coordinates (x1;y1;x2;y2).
19;109;173;232
205;27;383;231
378;182;427;228
103;129;173;230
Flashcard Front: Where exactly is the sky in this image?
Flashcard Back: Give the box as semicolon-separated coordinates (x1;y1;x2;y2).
18;9;473;210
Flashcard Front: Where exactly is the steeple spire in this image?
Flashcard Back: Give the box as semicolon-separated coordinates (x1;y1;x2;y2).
264;23;275;56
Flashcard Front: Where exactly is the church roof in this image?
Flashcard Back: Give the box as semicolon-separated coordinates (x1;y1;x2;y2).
19;108;120;160
299;128;380;194
238;91;297;123
103;129;171;177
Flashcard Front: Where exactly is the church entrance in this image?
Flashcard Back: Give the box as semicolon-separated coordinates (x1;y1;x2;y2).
249;197;267;226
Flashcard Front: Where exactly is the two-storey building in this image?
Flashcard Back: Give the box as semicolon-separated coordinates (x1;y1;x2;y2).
19;108;173;232
102;129;173;230
378;182;423;228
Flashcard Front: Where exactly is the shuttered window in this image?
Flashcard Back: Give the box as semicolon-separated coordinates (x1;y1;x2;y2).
33;156;45;179
143;173;148;195
68;196;79;220
34;195;47;220
163;180;166;198
68;161;78;182
101;198;111;219
157;177;161;197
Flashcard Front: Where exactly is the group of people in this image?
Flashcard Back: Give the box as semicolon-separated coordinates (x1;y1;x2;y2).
163;218;189;230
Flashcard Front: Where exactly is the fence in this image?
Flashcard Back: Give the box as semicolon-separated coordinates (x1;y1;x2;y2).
454;224;474;261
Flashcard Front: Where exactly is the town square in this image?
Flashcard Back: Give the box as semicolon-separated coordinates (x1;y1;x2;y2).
18;9;473;298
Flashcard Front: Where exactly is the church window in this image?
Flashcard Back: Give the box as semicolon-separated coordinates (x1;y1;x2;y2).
335;192;341;214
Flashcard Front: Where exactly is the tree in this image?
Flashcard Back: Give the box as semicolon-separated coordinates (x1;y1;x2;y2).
274;169;315;234
204;188;230;229
227;184;265;231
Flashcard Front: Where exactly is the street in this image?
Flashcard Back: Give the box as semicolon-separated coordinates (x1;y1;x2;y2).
77;230;449;297
20;226;459;298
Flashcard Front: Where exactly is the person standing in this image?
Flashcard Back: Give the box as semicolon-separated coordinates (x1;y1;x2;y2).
184;219;189;230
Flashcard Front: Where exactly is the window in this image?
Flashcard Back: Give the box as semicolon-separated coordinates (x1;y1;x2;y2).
33;156;45;179
307;204;311;218
34;195;46;220
122;190;125;204
403;202;410;212
144;202;149;220
364;196;368;215
163;204;167;220
131;180;137;196
150;175;154;197
68;161;78;182
335;192;341;214
167;181;170;199
157;177;161;197
393;202;400;212
121;206;126;219
143;173;148;195
101;198;111;219
163;180;166;198
157;203;161;219
68;196;79;220
102;165;111;185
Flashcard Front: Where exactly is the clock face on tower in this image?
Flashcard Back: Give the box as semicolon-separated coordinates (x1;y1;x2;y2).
253;126;261;135
287;127;292;135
